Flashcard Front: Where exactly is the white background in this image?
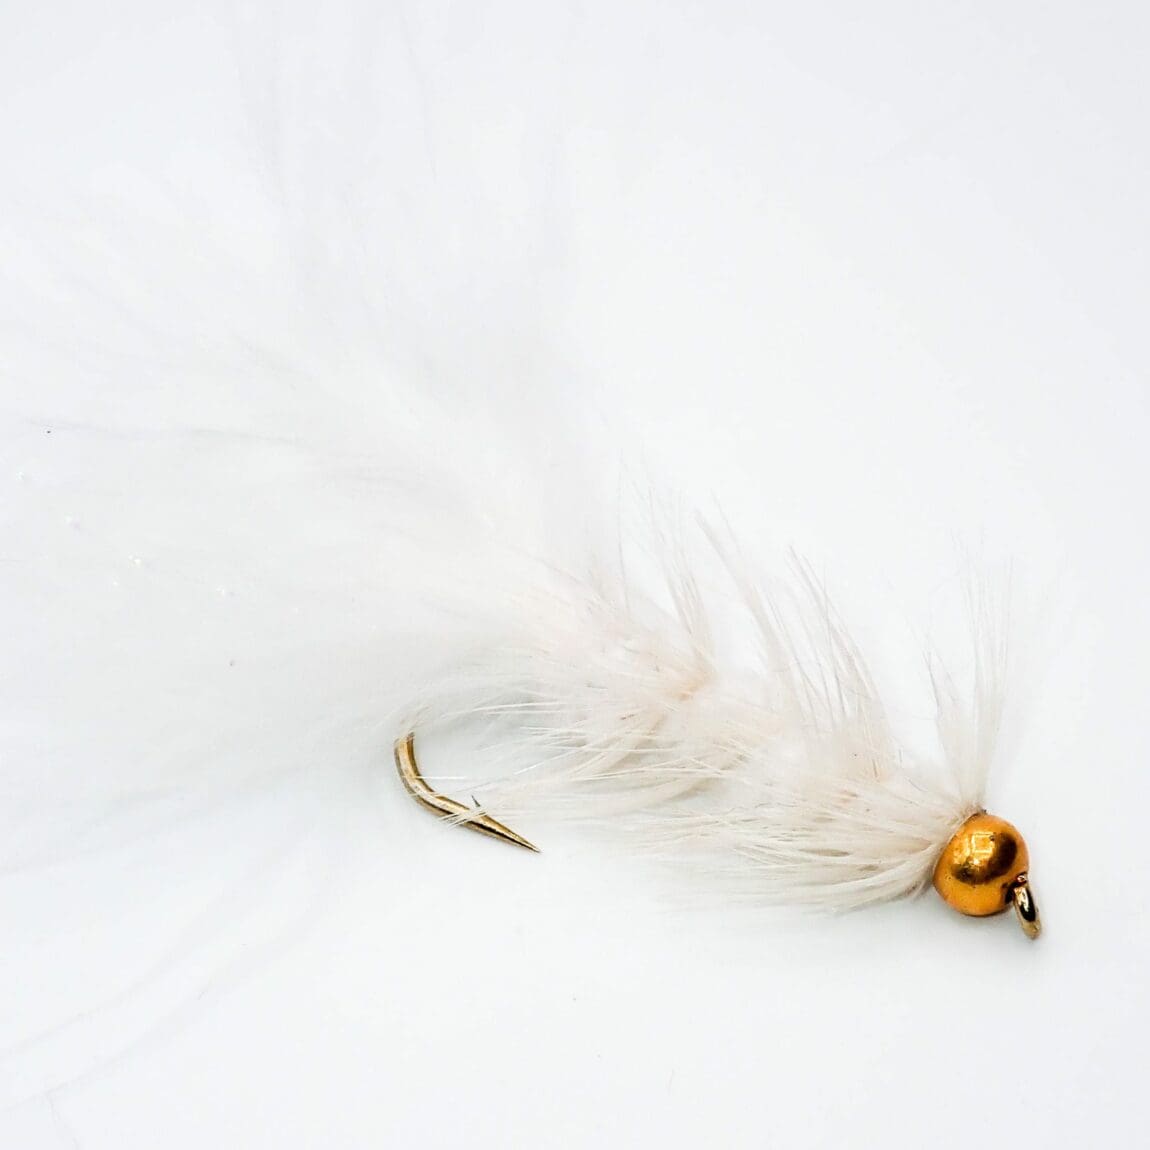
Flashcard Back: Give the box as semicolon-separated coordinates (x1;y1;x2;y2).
2;3;1148;1147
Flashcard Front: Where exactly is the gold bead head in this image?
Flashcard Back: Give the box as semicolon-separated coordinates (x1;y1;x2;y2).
932;812;1040;938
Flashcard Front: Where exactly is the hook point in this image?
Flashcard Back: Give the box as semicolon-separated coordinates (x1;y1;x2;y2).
394;733;540;853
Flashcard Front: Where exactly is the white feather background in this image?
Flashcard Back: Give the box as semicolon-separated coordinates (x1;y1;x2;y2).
2;3;1149;1147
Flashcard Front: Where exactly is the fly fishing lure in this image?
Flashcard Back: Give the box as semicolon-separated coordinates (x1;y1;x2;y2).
391;529;1040;938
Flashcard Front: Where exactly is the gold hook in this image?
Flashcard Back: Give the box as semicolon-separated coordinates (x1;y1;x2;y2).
393;732;540;852
1010;875;1040;939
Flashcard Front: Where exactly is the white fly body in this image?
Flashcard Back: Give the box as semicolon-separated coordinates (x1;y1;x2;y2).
393;515;1008;911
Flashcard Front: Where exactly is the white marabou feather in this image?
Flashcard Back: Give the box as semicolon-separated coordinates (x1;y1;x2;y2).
0;4;1016;1103
394;513;1009;912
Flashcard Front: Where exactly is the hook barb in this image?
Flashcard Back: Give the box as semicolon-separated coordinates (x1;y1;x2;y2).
393;732;540;853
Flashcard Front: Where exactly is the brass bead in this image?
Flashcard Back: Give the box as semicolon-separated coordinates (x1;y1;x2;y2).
933;813;1037;932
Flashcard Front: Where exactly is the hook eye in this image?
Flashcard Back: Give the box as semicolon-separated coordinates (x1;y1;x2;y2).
1010;875;1040;939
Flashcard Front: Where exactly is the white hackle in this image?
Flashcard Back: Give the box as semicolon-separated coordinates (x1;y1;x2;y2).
395;516;1008;912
